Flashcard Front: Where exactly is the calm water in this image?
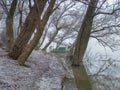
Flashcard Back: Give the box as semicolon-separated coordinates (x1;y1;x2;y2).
63;79;77;90
64;59;120;90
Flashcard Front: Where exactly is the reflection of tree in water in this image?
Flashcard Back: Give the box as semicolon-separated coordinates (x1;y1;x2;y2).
84;53;120;90
90;73;120;90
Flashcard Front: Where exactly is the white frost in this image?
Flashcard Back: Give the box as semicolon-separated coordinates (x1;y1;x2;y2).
0;49;68;90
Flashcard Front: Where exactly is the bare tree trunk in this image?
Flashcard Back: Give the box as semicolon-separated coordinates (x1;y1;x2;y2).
18;0;56;66
55;38;64;49
39;29;48;48
34;27;49;50
17;1;24;35
9;0;47;60
42;30;58;51
6;0;18;51
28;0;32;9
72;0;99;66
39;21;52;48
55;32;67;48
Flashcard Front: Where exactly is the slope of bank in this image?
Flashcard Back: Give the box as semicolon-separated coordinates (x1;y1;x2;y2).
0;49;72;90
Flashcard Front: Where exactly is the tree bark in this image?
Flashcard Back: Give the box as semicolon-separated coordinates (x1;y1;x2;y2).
18;0;56;65
17;1;24;35
72;0;99;66
9;0;47;60
6;0;18;51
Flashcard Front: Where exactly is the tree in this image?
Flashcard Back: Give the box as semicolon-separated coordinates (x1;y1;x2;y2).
55;0;120;53
9;0;48;59
18;0;56;65
42;1;78;50
6;0;18;51
17;1;24;35
0;0;9;14
90;0;120;51
37;20;53;49
72;0;99;66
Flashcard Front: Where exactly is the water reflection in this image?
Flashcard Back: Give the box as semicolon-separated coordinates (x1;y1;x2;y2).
64;53;120;90
90;75;120;90
63;79;77;90
84;54;120;90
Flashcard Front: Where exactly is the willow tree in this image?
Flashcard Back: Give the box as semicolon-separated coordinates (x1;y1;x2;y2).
9;0;48;59
6;0;18;51
18;0;56;65
72;0;99;66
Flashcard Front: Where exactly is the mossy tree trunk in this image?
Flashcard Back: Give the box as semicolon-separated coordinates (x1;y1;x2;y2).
9;0;47;60
72;0;99;66
18;0;56;66
6;0;18;51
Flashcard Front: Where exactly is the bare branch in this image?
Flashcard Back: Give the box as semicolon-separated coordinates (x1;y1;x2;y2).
95;7;120;15
91;24;120;33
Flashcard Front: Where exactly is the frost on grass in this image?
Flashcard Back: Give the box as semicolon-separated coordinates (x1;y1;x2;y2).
0;50;67;90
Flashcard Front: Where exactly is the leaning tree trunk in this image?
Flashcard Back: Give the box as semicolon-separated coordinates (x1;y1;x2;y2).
39;24;51;48
42;29;58;51
6;0;18;51
72;0;99;66
38;29;48;48
18;0;56;66
9;0;47;60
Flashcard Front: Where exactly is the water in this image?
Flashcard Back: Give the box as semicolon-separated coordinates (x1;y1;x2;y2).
63;60;92;90
84;56;120;90
63;79;77;90
63;60;120;90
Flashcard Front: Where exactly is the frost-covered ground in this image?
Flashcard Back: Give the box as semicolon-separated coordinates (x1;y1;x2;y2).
0;49;71;90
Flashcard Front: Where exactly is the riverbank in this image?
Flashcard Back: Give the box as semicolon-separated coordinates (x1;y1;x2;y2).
0;49;72;90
